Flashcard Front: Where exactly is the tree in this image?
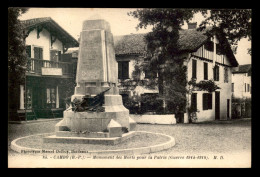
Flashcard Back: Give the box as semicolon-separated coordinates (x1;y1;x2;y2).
128;8;251;116
8;7;28;110
128;9;198;113
198;9;251;55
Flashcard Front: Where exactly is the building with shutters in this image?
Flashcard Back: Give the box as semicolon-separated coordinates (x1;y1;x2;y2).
112;23;239;122
230;64;251;119
62;22;239;122
231;64;251;99
11;17;79;121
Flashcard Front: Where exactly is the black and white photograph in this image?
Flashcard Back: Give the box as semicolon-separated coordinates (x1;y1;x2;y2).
8;8;252;168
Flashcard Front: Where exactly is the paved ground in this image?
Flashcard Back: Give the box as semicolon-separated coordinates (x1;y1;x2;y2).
8;118;251;167
8;118;251;155
137;119;251;155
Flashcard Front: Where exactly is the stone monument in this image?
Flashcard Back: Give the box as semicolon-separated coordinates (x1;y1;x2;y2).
44;17;136;145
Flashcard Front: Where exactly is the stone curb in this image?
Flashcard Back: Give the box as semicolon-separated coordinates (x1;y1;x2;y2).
9;118;63;124
10;132;54;153
10;131;175;155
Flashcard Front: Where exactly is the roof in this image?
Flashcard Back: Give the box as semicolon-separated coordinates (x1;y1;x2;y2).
113;30;208;55
114;29;238;67
232;64;251;73
114;33;147;55
21;17;79;48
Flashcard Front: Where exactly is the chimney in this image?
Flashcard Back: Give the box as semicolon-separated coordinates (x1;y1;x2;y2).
188;22;197;29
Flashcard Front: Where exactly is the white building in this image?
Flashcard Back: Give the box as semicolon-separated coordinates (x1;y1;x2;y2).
113;23;239;122
15;17;79;121
66;23;239;123
232;64;251;99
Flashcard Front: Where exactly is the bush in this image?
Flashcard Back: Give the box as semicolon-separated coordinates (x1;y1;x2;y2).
232;98;251;118
122;93;177;115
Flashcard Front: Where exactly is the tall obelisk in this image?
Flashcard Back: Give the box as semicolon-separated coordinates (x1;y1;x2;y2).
54;16;136;137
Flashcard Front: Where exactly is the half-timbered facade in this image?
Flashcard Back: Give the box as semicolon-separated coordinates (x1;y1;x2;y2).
112;24;238;122
15;17;79;121
186;34;237;122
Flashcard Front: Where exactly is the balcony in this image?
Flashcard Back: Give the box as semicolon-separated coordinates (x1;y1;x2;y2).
26;58;74;77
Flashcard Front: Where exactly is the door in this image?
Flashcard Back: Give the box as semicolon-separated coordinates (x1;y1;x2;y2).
32;86;45;117
227;99;230;119
215;91;220;120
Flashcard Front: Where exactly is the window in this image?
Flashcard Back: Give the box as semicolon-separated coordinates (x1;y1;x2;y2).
227;99;230;118
191;93;197;111
216;44;224;55
232;83;234;92
50;50;61;62
204;62;208;80
46;88;56;108
213;65;219;81
26;45;31;58
192;59;197;79
224;67;228;83
204;41;213;52
118;61;129;79
145;70;157;79
245;83;247;92
34;47;43;59
208;93;212;109
25;87;32;109
203;93;212;110
248;84;250;92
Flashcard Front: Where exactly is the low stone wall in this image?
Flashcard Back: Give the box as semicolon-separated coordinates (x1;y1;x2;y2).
130;114;176;125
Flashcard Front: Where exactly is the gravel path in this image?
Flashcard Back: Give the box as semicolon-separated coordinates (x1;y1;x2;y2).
135;119;251;155
8;119;251;156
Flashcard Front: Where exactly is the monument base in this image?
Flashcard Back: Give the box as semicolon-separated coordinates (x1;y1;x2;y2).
43;131;138;145
54;93;137;141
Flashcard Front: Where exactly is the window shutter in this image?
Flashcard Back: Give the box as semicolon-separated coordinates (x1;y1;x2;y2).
122;61;129;79
34;47;43;59
208;93;212;109
39;48;43;59
214;65;219;81
58;51;61;61
224;67;228;83
34;47;39;59
26;45;31;58
192;59;197;79
203;93;208;110
191;93;197;111
213;67;215;81
204;62;208;80
118;62;122;79
217;66;219;81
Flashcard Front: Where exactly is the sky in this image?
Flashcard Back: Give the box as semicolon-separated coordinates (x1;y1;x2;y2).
19;8;251;65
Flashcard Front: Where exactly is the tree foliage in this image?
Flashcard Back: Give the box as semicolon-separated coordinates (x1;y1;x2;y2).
128;8;251;114
8;7;28;110
188;78;220;93
198;9;251;54
8;7;28;83
128;9;198;112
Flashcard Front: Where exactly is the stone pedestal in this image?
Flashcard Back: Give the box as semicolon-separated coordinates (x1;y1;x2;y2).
52;18;136;143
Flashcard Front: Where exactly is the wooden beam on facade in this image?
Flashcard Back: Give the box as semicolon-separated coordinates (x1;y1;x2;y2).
37;25;44;39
